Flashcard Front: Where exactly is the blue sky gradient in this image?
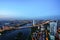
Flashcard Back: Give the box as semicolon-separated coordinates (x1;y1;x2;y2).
0;0;60;19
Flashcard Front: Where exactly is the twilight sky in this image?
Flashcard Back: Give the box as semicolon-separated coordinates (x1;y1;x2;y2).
0;0;60;19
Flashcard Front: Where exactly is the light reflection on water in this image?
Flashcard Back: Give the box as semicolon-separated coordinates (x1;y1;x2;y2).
0;28;31;40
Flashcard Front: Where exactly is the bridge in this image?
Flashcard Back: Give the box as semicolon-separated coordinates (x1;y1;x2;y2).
0;20;50;32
